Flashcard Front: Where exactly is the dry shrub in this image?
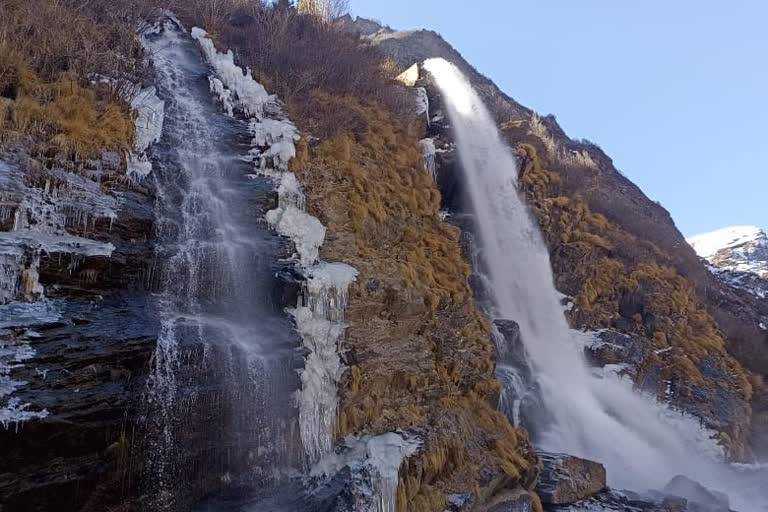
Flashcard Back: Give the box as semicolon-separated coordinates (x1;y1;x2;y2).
175;2;403;134
0;0;166;156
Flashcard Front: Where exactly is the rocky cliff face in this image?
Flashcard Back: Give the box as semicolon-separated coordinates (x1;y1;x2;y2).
0;149;157;511
290;97;540;511
341;16;767;460
4;7;768;512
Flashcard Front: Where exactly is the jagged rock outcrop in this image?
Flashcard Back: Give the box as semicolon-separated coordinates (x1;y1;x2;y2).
535;452;606;505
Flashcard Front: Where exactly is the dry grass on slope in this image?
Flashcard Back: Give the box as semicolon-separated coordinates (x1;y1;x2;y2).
291;94;539;511
0;0;160;157
510;126;755;456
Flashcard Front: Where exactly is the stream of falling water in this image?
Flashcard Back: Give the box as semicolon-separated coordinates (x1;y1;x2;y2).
424;57;767;510
140;21;302;507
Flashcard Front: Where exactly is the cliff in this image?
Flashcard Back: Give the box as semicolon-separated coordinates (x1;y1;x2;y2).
339;16;767;460
2;4;767;512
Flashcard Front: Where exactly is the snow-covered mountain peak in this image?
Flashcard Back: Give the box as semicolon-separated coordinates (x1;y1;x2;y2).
687;225;766;260
687;225;768;298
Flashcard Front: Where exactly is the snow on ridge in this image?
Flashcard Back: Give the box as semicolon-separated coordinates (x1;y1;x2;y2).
687;225;765;259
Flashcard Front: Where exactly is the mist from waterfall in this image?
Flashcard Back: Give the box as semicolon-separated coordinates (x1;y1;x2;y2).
424;57;766;510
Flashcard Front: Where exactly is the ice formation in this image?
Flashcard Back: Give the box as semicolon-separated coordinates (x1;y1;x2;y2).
127;86;165;180
0;313;52;429
313;432;421;512
291;262;358;460
190;27;274;118
419;138;437;180
0;159;116;304
415;86;430;124
192;28;359;466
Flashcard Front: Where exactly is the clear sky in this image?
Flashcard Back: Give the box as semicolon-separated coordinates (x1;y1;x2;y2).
349;0;768;237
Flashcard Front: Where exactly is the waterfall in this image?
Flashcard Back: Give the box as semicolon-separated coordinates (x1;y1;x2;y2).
424;58;765;509
139;20;304;504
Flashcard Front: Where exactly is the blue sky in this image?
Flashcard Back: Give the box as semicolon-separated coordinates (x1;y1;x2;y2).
349;0;768;237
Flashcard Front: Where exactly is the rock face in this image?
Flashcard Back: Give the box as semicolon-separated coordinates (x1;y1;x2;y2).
663;475;731;512
0;150;158;511
535;451;606;505
293;96;539;509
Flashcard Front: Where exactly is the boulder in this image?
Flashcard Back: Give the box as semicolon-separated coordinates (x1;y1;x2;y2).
663;475;730;512
535;452;606;505
485;488;534;512
661;496;688;512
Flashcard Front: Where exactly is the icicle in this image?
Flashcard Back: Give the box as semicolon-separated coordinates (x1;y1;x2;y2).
419;138;437;180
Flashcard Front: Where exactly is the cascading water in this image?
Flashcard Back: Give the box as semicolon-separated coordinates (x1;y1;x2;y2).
139;20;303;506
424;58;766;509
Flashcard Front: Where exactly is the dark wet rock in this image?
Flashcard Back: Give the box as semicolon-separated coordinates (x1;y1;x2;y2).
485;488;534;512
659;496;688;511
663;475;730;511
535;452;606;505
0;296;157;512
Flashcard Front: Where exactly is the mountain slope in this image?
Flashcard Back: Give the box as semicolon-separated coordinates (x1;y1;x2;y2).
340;15;768;459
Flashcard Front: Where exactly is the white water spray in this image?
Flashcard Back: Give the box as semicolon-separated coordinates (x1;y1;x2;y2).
424;58;765;509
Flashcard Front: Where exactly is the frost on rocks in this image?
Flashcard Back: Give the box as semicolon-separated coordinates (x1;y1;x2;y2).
1;328;50;430
193;32;359;463
415;86;430;123
0;159;116;305
127;85;165;181
419;138;436;180
312;432;421;512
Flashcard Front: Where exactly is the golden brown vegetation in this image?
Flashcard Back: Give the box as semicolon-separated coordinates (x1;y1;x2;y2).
288;94;539;509
509;118;755;456
174;2;407;137
0;0;164;157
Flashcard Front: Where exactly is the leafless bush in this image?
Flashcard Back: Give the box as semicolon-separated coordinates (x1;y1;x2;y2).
528;113;598;171
297;0;349;23
176;3;399;117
